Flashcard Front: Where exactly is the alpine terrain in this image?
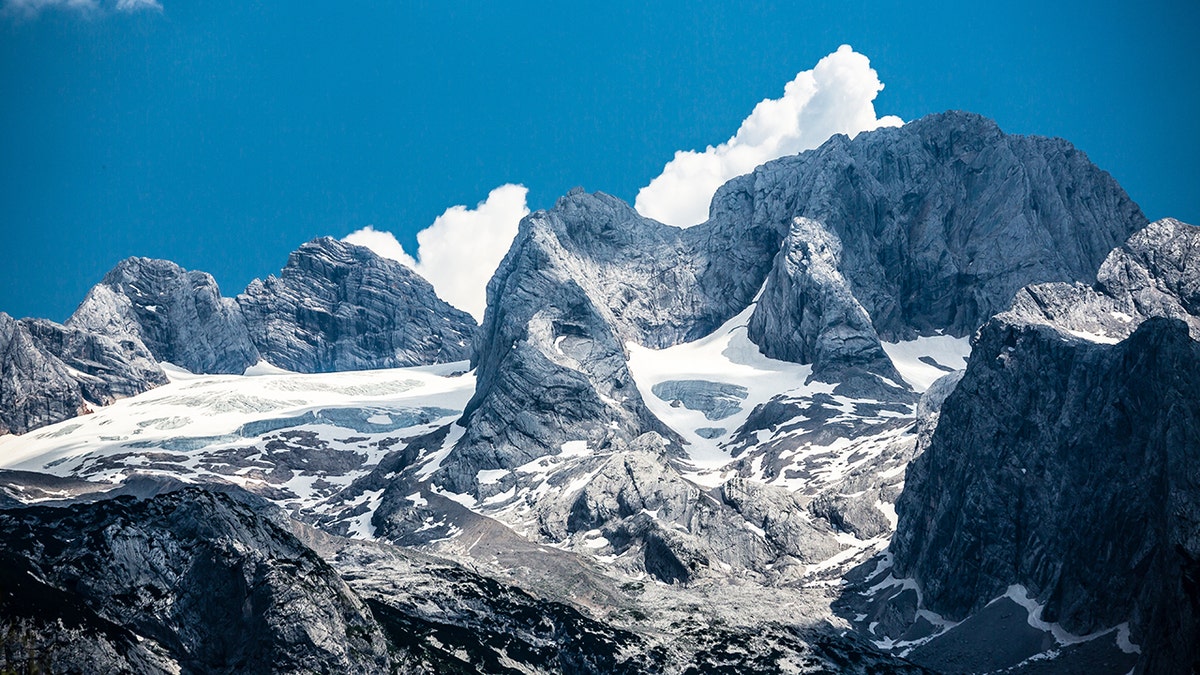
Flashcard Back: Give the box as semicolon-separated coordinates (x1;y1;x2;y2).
0;111;1195;674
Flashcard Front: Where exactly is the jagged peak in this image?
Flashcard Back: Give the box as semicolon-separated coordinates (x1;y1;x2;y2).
100;256;189;286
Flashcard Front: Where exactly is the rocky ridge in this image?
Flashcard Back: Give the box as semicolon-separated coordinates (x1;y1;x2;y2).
1;237;477;436
0;312;167;435
237;237;476;373
840;219;1200;674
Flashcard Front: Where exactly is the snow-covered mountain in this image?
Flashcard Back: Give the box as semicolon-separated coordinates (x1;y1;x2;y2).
0;112;1195;674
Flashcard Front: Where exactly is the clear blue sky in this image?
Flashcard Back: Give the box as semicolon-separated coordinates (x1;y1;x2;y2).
3;0;1197;321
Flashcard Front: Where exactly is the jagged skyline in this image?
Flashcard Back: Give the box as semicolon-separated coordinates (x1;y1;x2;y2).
2;1;1197;324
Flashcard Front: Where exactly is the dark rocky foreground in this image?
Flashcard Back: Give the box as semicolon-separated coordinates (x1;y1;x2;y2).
838;219;1200;674
0;486;927;674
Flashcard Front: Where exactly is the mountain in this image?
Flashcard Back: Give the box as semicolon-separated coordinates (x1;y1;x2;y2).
840;218;1200;673
439;110;1144;523
1;112;1193;674
1;237;477;436
237;237;476;373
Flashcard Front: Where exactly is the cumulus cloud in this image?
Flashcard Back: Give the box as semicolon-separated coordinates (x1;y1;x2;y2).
635;45;902;228
3;0;159;17
344;184;530;322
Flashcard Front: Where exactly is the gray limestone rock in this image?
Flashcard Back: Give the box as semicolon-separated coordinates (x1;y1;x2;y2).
237;237;476;373
734;111;1146;343
0;488;393;673
890;317;1200;673
532;433;841;584
747;216;905;392
68;257;260;374
0;312;167;435
1004;218;1200;341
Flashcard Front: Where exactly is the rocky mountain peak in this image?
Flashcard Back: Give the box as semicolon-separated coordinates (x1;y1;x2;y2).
69;255;260;375
237;237;477;374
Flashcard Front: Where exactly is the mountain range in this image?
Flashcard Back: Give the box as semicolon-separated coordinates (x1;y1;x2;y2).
0;111;1195;674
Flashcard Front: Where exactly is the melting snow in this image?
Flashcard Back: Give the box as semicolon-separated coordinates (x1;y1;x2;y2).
880;335;971;392
626;303;817;469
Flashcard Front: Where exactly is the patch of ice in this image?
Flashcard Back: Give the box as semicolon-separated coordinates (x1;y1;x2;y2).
627;302;819;469
242;360;294;376
477;469;510;485
881;335;971;392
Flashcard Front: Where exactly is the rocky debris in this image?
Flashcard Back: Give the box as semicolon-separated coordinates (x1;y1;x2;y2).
1004;218;1200;341
0;312;167;435
68;257;261;375
0;488;392;674
322;523;926;674
529;433;842;584
887;316;1200;673
237;237;476;374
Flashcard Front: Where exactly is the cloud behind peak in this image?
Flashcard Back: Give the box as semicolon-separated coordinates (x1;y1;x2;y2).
635;45;901;228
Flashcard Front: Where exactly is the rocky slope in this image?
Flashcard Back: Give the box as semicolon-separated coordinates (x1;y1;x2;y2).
0;488;393;674
238;237;476;374
842;220;1200;673
0;312;166;435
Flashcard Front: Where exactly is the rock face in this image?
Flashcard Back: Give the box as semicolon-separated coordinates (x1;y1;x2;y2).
0;488;392;674
886;223;1200;673
446;111;1145;497
0;312;166;435
1004;217;1200;341
734;110;1146;343
747;217;902;391
68;257;260;375
237;237;476;373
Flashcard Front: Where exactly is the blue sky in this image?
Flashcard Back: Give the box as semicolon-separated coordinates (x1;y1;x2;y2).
2;0;1197;321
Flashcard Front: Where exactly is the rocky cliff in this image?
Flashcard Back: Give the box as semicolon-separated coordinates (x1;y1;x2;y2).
0;312;167;435
876;221;1200;673
237;237;476;373
68;257;260;375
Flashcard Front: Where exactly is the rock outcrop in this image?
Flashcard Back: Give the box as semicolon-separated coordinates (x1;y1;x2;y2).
1003;217;1200;341
882;222;1200;673
0;488;392;673
237;237;476;373
68;257;260;375
747;216;904;394
0;313;166;435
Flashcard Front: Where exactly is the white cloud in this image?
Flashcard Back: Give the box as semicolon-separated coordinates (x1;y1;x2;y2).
635;45;902;228
344;184;530;322
3;0;158;17
114;0;161;12
341;225;417;269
